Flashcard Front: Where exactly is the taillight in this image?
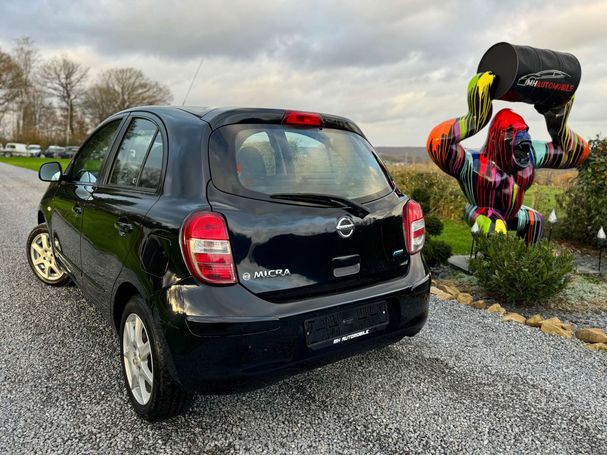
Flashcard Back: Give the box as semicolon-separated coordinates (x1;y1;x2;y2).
403;200;425;254
282;111;323;127
180;212;237;285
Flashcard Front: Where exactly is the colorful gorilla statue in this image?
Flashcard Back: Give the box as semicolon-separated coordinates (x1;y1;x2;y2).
426;71;589;244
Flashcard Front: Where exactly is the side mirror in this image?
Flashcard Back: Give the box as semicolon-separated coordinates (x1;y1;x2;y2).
39;162;62;182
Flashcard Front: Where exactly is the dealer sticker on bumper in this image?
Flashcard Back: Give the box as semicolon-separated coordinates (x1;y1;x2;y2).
304;301;389;350
332;329;370;345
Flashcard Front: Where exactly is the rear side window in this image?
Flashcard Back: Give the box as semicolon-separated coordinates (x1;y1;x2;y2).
210;125;391;203
109;118;158;187
138;133;164;189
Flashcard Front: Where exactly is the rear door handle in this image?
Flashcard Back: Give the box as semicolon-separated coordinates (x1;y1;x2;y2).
332;254;361;277
114;217;134;236
72;203;82;215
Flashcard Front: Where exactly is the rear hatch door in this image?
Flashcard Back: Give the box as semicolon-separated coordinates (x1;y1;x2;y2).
207;120;409;301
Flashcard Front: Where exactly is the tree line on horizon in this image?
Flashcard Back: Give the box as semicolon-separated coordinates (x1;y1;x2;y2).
0;36;173;148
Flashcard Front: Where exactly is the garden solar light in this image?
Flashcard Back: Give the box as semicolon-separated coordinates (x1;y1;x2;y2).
548;209;557;224
598;226;606;272
469;221;480;259
471;221;480;236
547;209;557;243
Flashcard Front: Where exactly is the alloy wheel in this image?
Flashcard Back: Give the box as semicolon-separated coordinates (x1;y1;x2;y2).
29;232;66;282
123;313;154;405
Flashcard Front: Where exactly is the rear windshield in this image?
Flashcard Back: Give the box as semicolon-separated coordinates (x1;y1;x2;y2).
209;124;392;203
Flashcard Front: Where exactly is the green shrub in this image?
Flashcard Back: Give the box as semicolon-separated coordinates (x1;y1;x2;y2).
469;235;575;305
423;238;452;267
389;167;465;221
425;215;443;236
560;137;607;245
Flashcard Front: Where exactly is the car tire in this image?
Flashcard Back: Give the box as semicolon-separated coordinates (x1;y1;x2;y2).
120;296;191;421
26;223;71;286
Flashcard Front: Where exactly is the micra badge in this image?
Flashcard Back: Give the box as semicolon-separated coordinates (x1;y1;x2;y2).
242;269;291;280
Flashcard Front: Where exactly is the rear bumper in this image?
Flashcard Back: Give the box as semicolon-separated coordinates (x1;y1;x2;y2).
158;259;430;392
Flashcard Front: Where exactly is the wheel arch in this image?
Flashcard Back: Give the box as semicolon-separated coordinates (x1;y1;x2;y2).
112;281;142;332
111;275;183;391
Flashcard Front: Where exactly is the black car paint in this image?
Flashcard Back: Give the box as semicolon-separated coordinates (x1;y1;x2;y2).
208;184;412;300
39;106;431;392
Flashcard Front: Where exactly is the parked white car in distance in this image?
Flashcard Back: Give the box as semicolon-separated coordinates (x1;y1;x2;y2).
27;144;43;157
2;143;29;157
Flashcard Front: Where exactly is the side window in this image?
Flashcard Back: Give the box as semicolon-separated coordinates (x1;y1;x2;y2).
70;119;122;183
109;118;158;187
138;133;164;190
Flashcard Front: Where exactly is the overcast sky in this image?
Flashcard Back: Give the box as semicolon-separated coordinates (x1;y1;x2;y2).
0;0;605;146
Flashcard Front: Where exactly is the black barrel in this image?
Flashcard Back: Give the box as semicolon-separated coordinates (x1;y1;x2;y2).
477;42;581;109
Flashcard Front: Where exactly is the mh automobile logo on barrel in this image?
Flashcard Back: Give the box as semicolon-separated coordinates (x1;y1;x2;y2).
517;69;575;92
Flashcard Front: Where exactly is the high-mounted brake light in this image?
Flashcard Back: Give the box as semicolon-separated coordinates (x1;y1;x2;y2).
282;111;323;127
403;200;425;254
180;212;237;285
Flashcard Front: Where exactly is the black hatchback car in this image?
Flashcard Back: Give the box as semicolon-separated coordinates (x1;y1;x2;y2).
28;106;430;420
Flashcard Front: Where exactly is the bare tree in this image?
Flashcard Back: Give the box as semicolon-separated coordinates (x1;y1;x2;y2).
11;36;40;137
81;84;118;129
40;56;89;145
0;48;21;113
83;68;172;125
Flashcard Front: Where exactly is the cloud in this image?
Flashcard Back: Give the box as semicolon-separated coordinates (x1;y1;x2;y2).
0;0;604;145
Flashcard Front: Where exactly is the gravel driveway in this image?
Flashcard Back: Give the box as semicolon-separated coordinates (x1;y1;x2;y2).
0;162;606;455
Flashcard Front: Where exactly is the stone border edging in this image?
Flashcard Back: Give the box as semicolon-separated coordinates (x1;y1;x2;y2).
430;283;607;352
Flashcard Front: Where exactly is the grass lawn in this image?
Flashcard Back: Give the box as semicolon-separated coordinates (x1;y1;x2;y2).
435;219;471;255
0;156;72;172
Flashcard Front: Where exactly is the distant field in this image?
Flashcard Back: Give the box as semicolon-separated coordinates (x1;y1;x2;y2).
0;156;72;172
522;184;564;218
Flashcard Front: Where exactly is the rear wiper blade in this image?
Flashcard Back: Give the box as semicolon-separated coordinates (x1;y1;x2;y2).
270;193;369;218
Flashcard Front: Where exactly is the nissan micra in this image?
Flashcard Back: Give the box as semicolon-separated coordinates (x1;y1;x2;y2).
28;106;430;420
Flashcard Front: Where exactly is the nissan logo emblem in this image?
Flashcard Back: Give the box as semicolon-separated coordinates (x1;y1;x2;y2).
336;216;355;238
